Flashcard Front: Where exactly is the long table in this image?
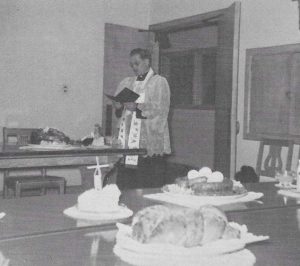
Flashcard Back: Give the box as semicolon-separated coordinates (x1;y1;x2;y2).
0;146;146;168
0;183;299;265
0;146;147;190
0;183;298;240
0;206;300;266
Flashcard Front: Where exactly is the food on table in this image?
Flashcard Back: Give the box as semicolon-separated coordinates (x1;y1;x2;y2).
77;184;121;213
31;127;71;144
275;170;296;187
188;167;224;183
163;184;194;195
208;171;224;183
188;176;208;186
91;124;105;146
91;137;105;146
187;169;201;180
191;178;234;196
198;167;213;179
222;223;241;240
168;167;247;196
81;136;94;146
80;124;106;146
131;205;240;247
200;205;228;244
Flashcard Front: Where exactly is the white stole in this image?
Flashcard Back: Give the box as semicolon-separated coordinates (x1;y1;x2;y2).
118;68;154;166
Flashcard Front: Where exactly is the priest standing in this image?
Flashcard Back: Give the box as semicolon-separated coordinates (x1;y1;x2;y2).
113;48;171;189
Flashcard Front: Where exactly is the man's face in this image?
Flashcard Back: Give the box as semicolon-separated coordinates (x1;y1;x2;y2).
129;54;150;76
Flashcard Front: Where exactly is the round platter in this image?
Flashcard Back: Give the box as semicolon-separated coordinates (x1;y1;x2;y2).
113;223;260;266
166;191;248;201
63;205;133;221
114;245;255;266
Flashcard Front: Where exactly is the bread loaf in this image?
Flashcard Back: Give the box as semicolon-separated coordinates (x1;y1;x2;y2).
131;205;240;247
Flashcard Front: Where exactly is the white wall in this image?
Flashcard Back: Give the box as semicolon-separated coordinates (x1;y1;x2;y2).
103;0;151;28
0;0;151;140
151;0;300;172
0;0;151;188
0;0;104;140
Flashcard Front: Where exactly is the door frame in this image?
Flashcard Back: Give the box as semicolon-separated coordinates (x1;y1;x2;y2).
149;2;241;178
229;3;241;178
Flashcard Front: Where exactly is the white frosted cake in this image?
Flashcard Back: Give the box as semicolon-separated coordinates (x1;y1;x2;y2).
77;184;121;213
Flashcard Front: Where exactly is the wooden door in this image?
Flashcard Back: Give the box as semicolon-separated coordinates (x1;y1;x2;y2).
214;2;241;177
102;23;155;136
289;52;300;136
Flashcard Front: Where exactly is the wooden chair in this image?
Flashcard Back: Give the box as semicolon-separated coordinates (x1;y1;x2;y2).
2;127;66;198
256;138;294;178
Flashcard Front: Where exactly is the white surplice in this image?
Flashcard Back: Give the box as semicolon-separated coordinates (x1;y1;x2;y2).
115;68;171;164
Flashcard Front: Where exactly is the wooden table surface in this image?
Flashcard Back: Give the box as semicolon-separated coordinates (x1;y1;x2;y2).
0;183;298;241
0;147;147;170
0;206;299;266
0;146;147;159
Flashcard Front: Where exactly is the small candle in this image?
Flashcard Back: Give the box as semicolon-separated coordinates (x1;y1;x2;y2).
94;168;102;191
88;157;110;191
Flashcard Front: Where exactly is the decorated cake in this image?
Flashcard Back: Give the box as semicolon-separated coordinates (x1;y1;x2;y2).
167;167;246;196
77;184;121;213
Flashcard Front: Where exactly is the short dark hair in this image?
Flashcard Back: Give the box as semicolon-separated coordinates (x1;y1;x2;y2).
130;48;151;61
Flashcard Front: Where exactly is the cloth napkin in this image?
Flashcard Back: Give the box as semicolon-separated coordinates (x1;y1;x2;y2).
278;189;300;199
143;192;263;208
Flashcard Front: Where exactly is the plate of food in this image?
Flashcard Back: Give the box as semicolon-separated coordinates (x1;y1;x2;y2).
274;170;297;189
163;167;248;198
114;205;268;266
144;167;263;208
63;185;133;221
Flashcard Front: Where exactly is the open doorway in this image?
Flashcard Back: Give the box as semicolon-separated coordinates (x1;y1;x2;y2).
158;26;218;170
150;2;241;177
102;2;241;178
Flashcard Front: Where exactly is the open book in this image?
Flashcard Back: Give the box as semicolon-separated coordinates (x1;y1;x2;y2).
106;88;146;119
105;87;140;103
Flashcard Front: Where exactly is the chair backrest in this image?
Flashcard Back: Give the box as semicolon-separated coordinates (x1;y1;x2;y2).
256;138;294;177
3;127;39;150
